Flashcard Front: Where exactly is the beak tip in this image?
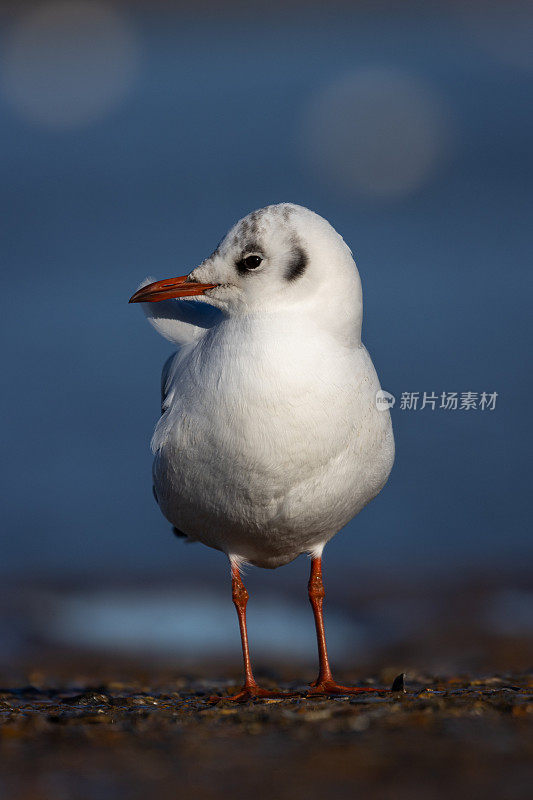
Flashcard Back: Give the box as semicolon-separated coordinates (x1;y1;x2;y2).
128;275;217;304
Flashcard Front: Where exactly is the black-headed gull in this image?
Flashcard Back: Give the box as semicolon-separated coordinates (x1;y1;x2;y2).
130;204;394;700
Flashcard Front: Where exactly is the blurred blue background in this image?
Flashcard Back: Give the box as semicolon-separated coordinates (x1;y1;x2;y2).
0;0;531;616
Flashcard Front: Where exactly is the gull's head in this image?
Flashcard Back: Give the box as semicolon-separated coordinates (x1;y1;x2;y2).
130;204;363;336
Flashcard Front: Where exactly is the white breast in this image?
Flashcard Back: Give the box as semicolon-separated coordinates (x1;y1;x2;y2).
152;310;394;569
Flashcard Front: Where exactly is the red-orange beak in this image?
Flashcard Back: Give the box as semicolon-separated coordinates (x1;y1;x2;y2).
129;275;218;303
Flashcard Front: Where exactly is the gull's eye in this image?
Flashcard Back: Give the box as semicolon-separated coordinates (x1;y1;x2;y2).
242;254;262;270
235;252;264;275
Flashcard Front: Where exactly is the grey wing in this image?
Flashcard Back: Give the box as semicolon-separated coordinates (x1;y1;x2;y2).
160;352;176;414
153;351;187;541
138;281;222;346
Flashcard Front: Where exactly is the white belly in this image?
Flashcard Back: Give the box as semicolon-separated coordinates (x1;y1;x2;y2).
152;319;394;568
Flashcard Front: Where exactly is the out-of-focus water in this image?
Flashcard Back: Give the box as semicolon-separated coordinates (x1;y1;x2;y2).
1;3;531;580
45;588;367;663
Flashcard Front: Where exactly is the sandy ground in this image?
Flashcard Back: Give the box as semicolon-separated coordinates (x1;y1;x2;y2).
1;571;532;799
0;663;532;800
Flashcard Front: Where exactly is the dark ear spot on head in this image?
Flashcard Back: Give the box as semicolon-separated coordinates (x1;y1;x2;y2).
286;245;308;281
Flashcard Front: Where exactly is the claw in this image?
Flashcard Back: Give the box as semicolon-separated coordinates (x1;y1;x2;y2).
306;680;380;697
208;685;300;703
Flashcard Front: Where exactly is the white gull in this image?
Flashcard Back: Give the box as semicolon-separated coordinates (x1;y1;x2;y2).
130;203;394;700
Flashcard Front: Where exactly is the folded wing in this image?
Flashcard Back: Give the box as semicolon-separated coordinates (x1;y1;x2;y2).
137;276;222;347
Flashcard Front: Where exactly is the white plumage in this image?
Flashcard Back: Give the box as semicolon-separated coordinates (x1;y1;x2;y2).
134;203;394;569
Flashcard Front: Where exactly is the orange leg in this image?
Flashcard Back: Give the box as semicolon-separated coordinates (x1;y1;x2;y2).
307;556;379;697
221;563;298;702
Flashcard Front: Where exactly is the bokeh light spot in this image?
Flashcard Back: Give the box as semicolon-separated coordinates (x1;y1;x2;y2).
1;1;140;129
301;68;454;201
